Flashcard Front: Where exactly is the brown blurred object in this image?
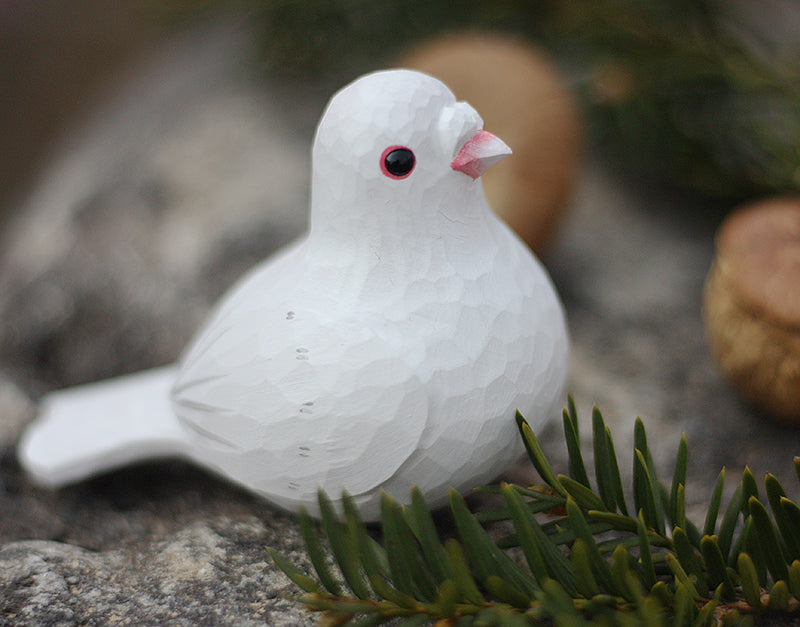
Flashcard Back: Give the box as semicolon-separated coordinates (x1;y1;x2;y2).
398;33;582;254
704;197;800;422
0;2;165;224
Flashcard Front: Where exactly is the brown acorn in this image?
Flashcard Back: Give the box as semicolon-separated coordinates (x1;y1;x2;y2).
703;197;800;422
398;32;582;254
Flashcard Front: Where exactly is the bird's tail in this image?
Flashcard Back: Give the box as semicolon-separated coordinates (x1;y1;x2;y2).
18;365;189;488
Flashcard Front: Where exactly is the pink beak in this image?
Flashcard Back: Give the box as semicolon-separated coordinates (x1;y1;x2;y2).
450;130;512;180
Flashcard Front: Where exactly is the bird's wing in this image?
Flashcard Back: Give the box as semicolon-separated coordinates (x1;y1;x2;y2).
171;265;430;507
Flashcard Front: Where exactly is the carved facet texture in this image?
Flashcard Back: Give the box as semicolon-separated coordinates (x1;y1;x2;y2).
20;69;569;521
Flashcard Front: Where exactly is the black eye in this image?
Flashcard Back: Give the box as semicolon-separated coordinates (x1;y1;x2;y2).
380;146;415;179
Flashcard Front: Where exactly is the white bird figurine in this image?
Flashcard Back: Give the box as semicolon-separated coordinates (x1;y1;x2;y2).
18;69;568;521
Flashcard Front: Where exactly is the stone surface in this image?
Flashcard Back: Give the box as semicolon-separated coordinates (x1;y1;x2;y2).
0;18;311;394
0;476;312;626
1;14;799;627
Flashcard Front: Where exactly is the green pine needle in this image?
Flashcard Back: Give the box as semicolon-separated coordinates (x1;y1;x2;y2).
269;402;800;625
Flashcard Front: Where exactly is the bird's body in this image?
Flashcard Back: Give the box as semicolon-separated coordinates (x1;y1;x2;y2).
19;69;568;520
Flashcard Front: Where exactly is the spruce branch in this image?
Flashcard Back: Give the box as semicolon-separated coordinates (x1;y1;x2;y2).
269;398;800;625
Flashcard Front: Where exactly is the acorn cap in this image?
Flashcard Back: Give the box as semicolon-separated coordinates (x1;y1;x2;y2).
714;199;800;329
704;197;800;422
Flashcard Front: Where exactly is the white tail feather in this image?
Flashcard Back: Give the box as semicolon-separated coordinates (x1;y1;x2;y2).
18;365;188;487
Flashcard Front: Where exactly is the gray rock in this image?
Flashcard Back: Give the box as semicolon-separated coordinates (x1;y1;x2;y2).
0;516;311;626
0;18;311;393
0;378;34;451
0;17;318;626
1;11;799;627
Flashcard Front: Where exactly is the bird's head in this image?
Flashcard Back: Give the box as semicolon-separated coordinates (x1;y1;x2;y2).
309;69;511;240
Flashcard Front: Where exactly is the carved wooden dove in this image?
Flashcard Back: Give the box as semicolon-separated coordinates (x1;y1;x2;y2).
18;69;569;521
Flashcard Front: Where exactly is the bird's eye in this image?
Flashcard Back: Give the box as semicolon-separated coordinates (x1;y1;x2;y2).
380;146;415;179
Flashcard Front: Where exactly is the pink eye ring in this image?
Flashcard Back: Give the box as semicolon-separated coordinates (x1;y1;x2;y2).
380;146;415;179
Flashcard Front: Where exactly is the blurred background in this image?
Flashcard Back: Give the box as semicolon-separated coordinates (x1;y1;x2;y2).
2;0;800;415
3;0;800;227
1;2;800;437
0;1;163;223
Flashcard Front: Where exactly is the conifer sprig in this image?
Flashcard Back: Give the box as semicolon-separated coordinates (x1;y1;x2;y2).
269;399;800;625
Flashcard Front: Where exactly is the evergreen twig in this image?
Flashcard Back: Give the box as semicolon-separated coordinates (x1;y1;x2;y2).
269;398;800;625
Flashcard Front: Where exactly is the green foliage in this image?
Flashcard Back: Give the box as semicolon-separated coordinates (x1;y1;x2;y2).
247;0;548;80
556;0;800;197
236;0;800;199
269;399;800;625
158;1;800;197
